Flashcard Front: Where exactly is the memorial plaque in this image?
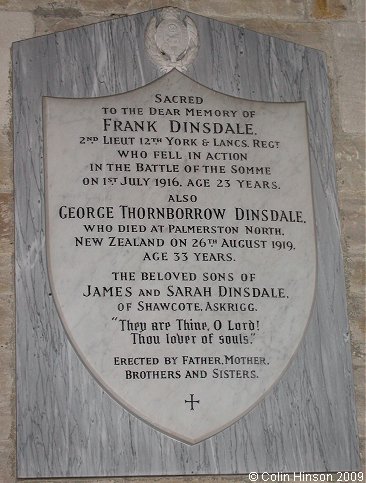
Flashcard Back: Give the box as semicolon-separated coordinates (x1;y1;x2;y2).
14;7;360;477
44;71;315;444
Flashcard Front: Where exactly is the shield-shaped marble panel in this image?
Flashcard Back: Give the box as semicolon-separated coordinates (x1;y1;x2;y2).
44;70;316;444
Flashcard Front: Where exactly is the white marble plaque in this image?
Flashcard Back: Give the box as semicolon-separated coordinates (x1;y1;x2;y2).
44;70;315;444
15;11;360;475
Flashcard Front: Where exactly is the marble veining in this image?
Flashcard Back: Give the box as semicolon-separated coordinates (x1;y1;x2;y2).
14;9;360;477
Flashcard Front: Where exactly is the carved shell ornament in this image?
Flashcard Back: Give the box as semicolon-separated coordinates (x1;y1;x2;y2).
145;8;199;73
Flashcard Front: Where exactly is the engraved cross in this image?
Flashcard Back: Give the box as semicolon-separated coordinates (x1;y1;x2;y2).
185;394;200;410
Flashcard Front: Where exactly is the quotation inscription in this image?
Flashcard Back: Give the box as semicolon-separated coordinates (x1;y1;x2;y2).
44;71;316;443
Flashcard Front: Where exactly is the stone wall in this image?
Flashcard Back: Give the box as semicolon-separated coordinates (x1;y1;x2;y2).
0;1;364;481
